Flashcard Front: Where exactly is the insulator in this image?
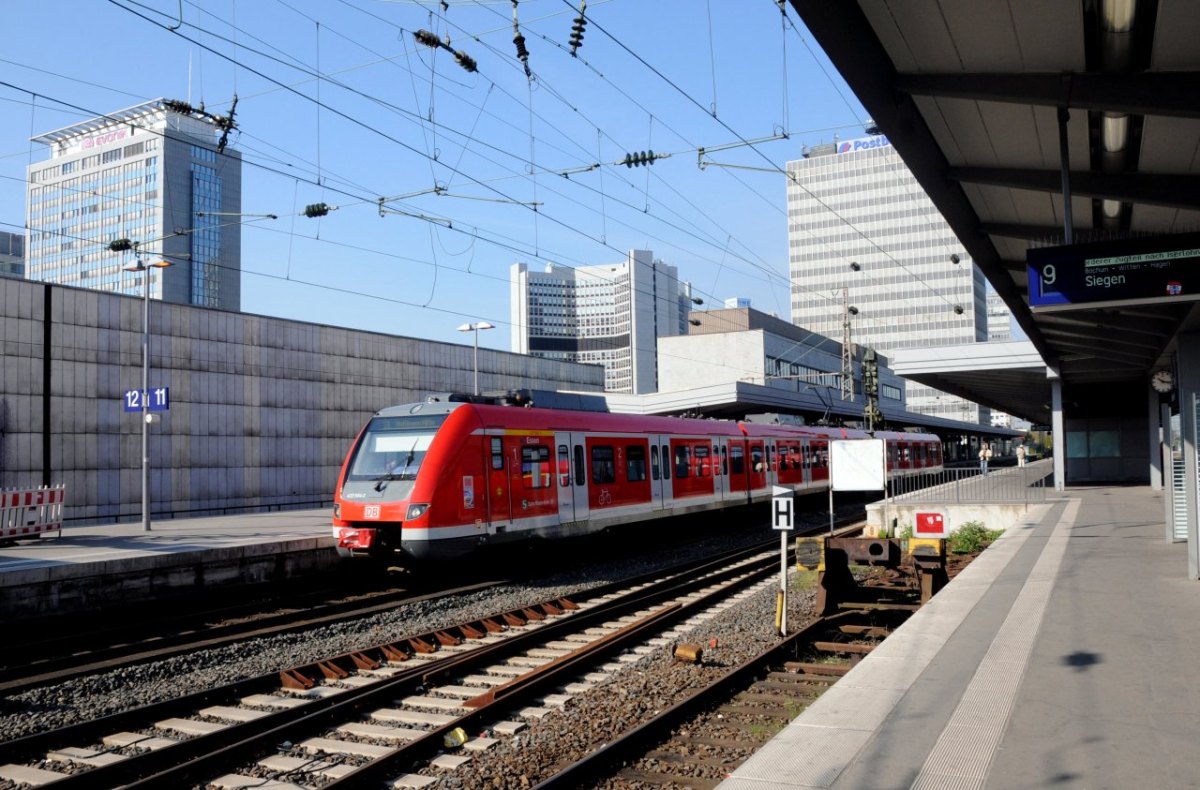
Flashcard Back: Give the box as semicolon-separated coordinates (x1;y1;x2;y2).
454;50;478;73
514;33;529;61
413;29;440;49
303;202;331;218
107;238;133;252
569;16;586;55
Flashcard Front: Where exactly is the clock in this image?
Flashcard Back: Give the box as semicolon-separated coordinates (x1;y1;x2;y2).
1151;369;1175;394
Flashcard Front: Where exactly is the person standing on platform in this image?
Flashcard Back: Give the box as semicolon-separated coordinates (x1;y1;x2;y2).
1016;444;1027;467
979;443;992;475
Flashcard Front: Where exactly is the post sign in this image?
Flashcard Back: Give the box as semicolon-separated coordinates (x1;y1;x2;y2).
831;439;885;491
1027;232;1200;311
772;486;794;531
123;388;170;412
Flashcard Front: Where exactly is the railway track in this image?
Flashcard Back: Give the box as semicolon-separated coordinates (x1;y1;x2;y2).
0;540;789;788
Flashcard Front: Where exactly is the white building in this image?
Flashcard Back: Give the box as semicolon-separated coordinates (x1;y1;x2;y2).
510;250;692;394
986;289;1013;342
26;99;242;309
787;135;988;423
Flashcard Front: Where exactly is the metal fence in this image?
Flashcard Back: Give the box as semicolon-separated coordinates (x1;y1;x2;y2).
886;459;1052;504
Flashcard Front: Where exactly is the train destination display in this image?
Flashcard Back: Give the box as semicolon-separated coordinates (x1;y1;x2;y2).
1027;232;1200;311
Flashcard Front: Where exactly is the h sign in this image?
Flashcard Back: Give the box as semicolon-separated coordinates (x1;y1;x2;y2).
772;486;794;531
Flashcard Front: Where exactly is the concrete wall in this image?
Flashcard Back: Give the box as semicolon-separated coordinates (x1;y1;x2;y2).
0;277;604;524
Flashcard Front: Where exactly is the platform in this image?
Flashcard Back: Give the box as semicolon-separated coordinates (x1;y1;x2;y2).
721;485;1200;789
0;509;337;620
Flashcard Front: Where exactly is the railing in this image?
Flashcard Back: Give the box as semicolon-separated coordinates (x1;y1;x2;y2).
887;459;1052;505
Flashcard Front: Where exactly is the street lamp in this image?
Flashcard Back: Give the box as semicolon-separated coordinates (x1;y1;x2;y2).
123;257;172;532
457;321;495;396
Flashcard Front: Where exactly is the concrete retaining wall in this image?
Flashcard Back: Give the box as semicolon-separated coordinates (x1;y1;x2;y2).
0;278;604;524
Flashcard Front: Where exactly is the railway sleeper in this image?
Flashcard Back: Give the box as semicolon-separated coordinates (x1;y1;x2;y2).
813;640;876;655
617;767;722;789
783;661;850;677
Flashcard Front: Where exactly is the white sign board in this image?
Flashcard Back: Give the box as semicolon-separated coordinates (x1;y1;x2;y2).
771;485;794;531
831;439;885;492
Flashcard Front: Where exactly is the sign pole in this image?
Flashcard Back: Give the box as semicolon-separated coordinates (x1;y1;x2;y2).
780;529;788;636
772;486;794;637
828;486;834;535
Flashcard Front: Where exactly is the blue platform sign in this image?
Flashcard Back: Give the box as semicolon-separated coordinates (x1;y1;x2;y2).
123;388;170;412
1028;232;1200;311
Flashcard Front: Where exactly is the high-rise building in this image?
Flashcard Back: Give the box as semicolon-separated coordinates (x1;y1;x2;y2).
986;289;1013;342
511;249;692;394
0;231;23;278
25;99;242;309
787;135;988;423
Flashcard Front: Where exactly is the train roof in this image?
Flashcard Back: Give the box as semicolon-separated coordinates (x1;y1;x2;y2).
372;402;939;442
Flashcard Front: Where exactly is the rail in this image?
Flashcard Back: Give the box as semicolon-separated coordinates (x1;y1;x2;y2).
887;459;1052;505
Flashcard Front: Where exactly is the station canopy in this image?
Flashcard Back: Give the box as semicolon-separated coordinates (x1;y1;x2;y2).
790;0;1200;424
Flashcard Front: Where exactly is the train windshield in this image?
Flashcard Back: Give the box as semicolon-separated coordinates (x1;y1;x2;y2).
344;414;448;494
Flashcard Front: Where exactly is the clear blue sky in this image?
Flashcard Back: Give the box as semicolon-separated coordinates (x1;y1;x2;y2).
0;0;875;348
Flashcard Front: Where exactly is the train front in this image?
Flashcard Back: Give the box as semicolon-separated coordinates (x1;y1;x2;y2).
332;403;461;562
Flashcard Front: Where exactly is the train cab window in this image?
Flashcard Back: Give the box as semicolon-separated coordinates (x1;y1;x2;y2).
650;445;661;480
730;444;745;475
558;445;571;487
491;437;504;470
627;445;648;482
695;444;711;477
662;444;671;479
674;445;691;478
522;445;551;489
751;445;764;473
573;445;585;486
591;445;616;484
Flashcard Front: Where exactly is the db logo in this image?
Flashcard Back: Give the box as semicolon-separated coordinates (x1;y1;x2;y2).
364;505;381;520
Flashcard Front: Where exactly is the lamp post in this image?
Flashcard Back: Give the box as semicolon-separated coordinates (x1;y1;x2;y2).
123;257;172;531
456;321;495;396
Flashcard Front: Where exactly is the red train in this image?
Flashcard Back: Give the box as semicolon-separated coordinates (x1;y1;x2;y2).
332;399;943;562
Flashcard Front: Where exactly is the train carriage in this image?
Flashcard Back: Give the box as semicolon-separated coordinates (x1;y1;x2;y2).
333;399;943;562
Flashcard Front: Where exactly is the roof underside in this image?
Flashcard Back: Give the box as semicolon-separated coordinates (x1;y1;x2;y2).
790;0;1200;422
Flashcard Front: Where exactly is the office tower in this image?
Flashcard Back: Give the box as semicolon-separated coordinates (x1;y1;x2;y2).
511;249;692;393
0;231;23;278
26;99;242;309
787;135;988;422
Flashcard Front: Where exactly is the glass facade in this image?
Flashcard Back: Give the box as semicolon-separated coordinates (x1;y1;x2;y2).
25;100;240;309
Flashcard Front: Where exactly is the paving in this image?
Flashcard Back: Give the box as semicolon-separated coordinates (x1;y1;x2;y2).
720;485;1200;790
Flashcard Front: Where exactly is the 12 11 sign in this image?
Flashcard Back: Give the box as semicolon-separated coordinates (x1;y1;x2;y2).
123;388;170;412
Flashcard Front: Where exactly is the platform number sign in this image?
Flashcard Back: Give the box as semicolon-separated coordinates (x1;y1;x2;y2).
123;387;170;412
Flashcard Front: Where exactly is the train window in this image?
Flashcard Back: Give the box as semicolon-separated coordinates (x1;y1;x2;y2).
573;445;585;486
591;445;616;485
491;437;504;470
558;445;571;487
627;445;648;482
767;445;775;471
662;444;672;479
751;445;764;473
695;444;711;477
650;445;660;480
674;445;691;478
730;444;744;475
720;445;728;476
522;445;551;489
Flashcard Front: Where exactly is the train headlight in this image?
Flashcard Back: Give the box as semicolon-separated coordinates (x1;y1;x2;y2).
333;503;341;519
406;503;430;521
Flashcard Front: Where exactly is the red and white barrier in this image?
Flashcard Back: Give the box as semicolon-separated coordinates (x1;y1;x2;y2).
0;485;66;540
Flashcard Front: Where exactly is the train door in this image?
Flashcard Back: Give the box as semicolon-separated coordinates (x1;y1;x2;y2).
748;440;766;493
726;439;748;500
554;432;590;524
485;435;510;531
649;434;670;510
707;439;725;502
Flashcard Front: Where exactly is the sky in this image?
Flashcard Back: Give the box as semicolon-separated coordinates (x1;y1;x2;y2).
0;0;879;349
